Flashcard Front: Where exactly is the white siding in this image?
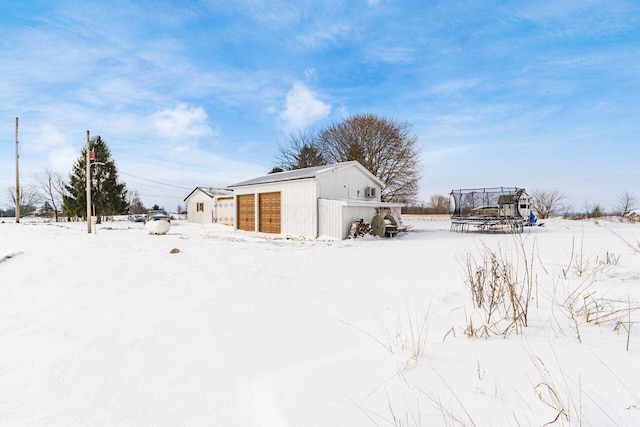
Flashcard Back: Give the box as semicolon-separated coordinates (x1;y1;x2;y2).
185;190;215;224
186;190;235;225
317;165;380;201
318;199;343;239
315;165;381;201
233;179;318;238
318;199;380;239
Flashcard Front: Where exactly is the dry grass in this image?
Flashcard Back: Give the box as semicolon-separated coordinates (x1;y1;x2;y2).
377;297;431;361
460;238;536;338
353;224;640;425
340;296;431;363
528;352;570;425
563;231;621;280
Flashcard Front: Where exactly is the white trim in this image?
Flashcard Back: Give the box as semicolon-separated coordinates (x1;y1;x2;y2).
319;198;404;208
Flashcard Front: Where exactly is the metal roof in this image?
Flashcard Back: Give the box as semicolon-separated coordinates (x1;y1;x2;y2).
183;187;233;201
228;161;384;188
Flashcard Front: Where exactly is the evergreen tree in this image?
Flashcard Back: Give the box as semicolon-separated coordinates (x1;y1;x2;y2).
275;130;326;171
63;136;128;222
41;201;53;217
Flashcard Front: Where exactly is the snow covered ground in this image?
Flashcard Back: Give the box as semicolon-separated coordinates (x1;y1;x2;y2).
1;216;640;426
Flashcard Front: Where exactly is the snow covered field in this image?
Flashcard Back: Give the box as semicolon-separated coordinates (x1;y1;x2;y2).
1;217;640;426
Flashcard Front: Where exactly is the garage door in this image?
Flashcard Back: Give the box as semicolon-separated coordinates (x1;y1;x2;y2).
237;194;255;231
259;192;281;234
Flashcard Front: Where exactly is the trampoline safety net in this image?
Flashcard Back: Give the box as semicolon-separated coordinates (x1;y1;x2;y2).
449;187;530;233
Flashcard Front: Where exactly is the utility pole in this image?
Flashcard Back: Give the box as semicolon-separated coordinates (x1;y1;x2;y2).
15;117;20;223
86;130;91;233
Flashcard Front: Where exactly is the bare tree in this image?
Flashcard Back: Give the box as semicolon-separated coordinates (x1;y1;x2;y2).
428;194;451;214
6;184;42;217
615;191;637;217
316;114;421;203
275;130;326;171
127;190;146;214
35;169;66;222
560;203;575;219
530;189;565;219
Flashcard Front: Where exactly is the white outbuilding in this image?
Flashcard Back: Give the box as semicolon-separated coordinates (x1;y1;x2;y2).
184;187;234;225
228;161;404;240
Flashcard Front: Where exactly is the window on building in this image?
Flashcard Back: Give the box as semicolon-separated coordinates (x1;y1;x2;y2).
196;202;204;212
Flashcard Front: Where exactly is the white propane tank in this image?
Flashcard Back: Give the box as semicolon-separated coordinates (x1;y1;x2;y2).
145;219;170;235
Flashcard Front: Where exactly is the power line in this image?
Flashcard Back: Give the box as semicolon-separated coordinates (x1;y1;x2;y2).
136;193;186;200
120;171;192;190
127;180;187;193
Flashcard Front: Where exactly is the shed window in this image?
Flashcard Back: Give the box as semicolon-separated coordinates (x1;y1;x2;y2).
196;202;204;212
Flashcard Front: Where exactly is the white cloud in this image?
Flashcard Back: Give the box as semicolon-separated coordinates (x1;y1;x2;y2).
304;68;317;81
20;122;77;175
514;0;639;38
149;104;214;143
368;46;415;64
431;79;480;97
297;22;353;49
29;123;67;150
48;146;78;174
278;82;331;133
422;144;477;166
336;105;349;119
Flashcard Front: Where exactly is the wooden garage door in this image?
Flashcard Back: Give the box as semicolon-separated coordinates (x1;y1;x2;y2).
259;192;281;234
237;194;255;231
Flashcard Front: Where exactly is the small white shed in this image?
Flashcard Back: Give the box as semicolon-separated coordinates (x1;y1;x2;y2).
228;161;404;239
184;187;234;225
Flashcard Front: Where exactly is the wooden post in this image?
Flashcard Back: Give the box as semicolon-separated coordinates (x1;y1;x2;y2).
15;117;20;223
86;130;91;233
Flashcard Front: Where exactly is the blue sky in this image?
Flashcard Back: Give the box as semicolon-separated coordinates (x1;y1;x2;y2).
1;0;639;212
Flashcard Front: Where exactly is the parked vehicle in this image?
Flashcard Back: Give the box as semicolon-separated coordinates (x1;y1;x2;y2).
131;215;145;223
145;210;170;223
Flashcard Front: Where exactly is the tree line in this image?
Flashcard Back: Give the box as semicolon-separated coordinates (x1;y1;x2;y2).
403;189;638;220
528;189;638;219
